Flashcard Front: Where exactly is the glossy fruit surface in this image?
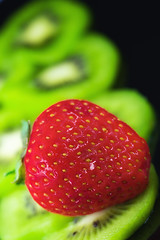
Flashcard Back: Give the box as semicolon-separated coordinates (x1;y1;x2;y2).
24;99;151;216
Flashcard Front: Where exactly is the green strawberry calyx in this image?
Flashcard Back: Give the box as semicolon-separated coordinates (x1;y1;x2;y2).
5;120;31;184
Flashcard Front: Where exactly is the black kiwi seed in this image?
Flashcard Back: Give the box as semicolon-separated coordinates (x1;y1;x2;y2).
65;206;130;239
72;231;78;236
93;220;100;228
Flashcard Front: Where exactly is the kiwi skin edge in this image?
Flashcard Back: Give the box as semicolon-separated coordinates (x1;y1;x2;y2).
128;195;160;240
45;164;158;240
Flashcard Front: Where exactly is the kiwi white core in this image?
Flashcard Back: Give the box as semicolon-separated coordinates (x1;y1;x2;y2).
17;16;58;46
75;208;112;228
37;60;84;88
0;130;22;161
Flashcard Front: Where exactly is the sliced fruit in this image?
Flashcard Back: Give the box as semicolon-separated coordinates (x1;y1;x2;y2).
1;34;121;123
32;34;120;91
3;33;120;91
0;0;90;65
0;189;73;240
44;165;158;240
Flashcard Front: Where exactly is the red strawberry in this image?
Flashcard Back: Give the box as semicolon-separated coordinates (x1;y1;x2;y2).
24;99;151;216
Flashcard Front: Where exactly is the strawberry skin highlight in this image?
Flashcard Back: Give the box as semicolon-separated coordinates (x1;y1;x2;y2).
24;99;151;216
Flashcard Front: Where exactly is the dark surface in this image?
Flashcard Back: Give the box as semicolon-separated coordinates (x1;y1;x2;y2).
84;1;160;114
0;0;160;239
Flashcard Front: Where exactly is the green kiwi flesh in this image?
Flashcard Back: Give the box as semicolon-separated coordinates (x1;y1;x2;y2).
0;108;21;132
0;165;24;198
91;89;156;141
45;165;158;240
0;74;5;89
0;189;73;240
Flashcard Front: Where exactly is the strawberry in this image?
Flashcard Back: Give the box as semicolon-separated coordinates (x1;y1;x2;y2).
24;99;151;216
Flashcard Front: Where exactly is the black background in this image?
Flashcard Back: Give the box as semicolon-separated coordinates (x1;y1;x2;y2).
84;1;160;115
0;0;160;238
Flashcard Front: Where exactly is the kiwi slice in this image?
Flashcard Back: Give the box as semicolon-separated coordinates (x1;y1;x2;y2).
44;165;158;240
0;34;121;123
0;189;73;240
91;89;156;141
0;0;90;65
6;33;120;92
